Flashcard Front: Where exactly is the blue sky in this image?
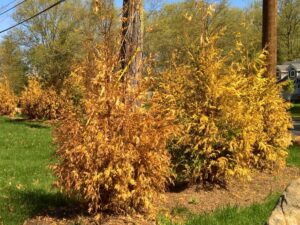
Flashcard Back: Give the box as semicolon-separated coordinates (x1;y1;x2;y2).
114;0;250;9
0;0;251;39
229;0;251;8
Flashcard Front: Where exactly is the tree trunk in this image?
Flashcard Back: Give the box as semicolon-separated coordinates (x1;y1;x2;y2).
262;0;277;77
120;0;143;85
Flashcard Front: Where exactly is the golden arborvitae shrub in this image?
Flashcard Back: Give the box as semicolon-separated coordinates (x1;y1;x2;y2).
159;34;292;185
0;77;16;116
229;49;292;171
52;48;176;214
20;77;66;120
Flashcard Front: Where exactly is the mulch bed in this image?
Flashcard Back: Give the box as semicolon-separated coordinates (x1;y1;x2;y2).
162;167;300;214
23;166;300;225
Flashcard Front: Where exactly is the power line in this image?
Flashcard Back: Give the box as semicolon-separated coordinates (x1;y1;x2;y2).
0;0;18;13
0;0;67;34
0;0;25;27
0;0;27;17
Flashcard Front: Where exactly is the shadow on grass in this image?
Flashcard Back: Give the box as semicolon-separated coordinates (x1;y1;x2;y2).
9;188;87;220
5;117;50;129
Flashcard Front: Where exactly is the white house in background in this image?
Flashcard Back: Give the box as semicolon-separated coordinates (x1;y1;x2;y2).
277;62;300;102
276;64;289;80
288;63;300;80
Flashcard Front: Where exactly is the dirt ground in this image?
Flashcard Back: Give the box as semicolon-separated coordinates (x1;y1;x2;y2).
23;166;300;225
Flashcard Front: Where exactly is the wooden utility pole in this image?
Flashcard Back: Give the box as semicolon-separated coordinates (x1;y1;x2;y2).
262;0;277;76
120;0;143;84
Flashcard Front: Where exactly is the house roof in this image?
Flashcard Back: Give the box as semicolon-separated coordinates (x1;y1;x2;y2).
283;59;300;64
289;63;300;71
277;64;289;72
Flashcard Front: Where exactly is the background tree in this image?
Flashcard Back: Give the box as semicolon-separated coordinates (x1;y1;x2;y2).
144;0;264;67
91;0;118;48
1;0;299;94
12;0;87;90
0;36;27;94
278;0;300;62
242;1;262;58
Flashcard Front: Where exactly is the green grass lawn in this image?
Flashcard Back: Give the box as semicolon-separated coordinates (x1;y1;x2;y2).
0;117;68;225
159;195;280;225
287;145;300;168
0;116;300;225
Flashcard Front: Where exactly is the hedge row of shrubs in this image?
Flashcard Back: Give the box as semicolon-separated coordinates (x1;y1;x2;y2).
0;74;84;120
52;35;292;216
0;35;293;217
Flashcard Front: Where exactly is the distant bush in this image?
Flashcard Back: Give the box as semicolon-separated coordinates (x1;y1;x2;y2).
0;77;16;116
20;77;67;120
52;47;176;215
159;33;292;185
61;72;86;107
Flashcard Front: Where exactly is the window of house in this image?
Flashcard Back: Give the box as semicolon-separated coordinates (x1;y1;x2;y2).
290;69;296;79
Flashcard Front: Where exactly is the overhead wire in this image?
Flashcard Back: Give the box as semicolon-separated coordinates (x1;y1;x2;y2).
0;0;19;13
0;0;67;34
0;0;21;24
0;0;25;27
0;0;27;17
